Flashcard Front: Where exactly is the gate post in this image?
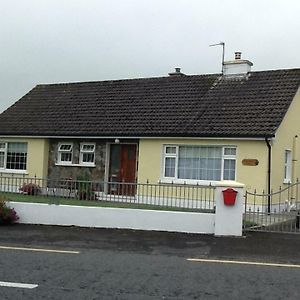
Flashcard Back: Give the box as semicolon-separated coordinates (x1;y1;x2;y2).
214;181;245;236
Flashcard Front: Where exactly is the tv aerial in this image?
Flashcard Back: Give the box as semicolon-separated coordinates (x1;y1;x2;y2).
209;42;225;74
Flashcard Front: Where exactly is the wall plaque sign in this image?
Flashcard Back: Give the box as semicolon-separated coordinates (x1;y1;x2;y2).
242;159;259;166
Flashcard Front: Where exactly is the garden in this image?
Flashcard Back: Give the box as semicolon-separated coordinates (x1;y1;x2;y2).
0;194;19;225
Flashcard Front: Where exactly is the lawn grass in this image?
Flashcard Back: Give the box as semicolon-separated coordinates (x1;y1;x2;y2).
2;192;213;213
243;219;258;228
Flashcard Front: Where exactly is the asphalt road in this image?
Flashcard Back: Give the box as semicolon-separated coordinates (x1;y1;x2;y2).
1;225;300;299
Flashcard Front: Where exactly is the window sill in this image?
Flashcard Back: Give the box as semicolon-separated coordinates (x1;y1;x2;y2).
55;163;96;168
159;178;217;187
283;179;291;184
0;169;28;175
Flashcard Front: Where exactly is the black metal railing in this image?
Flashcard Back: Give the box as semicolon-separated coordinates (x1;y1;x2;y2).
244;180;300;233
0;174;216;212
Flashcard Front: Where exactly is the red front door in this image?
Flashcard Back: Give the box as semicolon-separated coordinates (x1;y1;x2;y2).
109;144;137;195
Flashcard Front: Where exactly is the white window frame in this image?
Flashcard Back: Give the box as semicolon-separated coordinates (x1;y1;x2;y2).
0;142;6;169
162;145;237;184
79;143;96;166
222;147;237;181
58;143;73;165
284;149;292;184
162;146;178;179
0;142;28;173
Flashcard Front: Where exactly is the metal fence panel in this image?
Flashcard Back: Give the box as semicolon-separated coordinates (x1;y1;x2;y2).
244;180;300;233
0;174;216;212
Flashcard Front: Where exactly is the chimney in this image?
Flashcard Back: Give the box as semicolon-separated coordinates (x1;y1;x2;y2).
168;67;185;77
223;52;253;76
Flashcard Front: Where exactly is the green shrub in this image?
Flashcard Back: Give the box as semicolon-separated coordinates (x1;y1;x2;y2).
19;183;41;195
76;173;95;200
0;195;19;225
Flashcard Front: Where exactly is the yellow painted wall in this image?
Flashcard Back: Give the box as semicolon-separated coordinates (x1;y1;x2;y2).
0;138;49;178
272;87;300;190
137;139;268;192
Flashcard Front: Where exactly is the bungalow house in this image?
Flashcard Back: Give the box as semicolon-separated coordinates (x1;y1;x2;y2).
0;53;300;196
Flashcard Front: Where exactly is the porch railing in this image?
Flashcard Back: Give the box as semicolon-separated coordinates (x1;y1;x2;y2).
0;174;216;212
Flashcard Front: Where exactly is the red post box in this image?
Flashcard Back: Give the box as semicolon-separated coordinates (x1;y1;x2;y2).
222;188;238;206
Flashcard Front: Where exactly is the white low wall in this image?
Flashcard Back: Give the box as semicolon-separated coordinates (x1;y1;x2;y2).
8;202;215;235
7;181;245;236
215;182;244;237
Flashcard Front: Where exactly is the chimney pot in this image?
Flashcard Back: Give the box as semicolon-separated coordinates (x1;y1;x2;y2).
168;67;185;77
235;52;242;60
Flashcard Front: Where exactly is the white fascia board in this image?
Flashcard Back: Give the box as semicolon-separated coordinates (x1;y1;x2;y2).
0;135;270;141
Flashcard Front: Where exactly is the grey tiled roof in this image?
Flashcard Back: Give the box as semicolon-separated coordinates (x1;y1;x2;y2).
0;68;299;138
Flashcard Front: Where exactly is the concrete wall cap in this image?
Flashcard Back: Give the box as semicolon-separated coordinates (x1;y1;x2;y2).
214;180;245;188
223;59;253;66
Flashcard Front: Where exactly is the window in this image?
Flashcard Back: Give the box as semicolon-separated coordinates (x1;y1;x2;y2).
163;145;236;182
223;147;236;180
164;146;177;178
80;143;95;165
58;143;73;164
0;143;5;168
0;142;28;171
284;150;292;183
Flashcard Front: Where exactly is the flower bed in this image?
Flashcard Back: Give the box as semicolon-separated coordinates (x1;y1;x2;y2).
0;195;19;225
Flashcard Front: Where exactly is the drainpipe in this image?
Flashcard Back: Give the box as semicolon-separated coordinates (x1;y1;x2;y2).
265;138;272;213
291;135;298;203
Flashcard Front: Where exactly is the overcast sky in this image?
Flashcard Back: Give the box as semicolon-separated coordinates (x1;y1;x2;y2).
1;0;300;112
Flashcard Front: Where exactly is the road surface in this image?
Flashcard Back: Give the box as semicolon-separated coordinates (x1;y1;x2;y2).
0;225;300;299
